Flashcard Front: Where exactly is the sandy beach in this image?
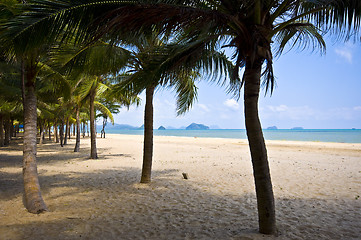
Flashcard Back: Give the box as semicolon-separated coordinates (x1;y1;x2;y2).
0;134;360;239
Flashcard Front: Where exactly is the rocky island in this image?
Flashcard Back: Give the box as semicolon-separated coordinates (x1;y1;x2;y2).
186;123;210;130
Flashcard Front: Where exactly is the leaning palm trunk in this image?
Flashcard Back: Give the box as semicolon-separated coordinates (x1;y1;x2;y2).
244;58;276;234
140;86;155;183
74;106;80;152
89;90;97;159
23;75;47;214
100;117;106;138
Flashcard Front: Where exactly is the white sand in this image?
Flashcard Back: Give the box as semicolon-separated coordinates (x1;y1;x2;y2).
0;134;360;239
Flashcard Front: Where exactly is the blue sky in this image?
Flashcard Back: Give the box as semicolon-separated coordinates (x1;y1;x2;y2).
112;38;361;129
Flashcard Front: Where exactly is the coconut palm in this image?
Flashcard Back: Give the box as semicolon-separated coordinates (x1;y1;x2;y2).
112;31;236;183
97;99;121;138
49;40;136;157
78;0;360;233
3;0;361;233
0;1;49;213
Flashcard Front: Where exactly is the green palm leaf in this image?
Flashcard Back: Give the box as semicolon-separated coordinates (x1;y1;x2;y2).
94;100;114;124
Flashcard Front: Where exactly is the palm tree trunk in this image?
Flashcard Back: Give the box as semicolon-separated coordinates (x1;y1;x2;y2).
10;119;14;138
23;73;47;214
54;122;59;143
140;86;155;183
82;122;85;138
64;118;69;145
39;120;44;145
21;60;26;107
0;114;4;147
89;90;98;159
74;106;81;152
60;120;64;147
68;121;71;139
4;117;10;145
48;122;51;141
244;58;276;234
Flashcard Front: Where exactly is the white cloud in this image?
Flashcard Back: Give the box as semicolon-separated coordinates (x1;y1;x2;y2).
223;99;240;110
197;103;210;112
354;106;361;111
267;104;288;112
335;47;353;63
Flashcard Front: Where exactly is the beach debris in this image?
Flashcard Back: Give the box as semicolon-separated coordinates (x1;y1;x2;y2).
182;173;189;179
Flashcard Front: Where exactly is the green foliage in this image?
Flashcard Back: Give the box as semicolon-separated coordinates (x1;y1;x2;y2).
1;0;360;124
94;100;114;124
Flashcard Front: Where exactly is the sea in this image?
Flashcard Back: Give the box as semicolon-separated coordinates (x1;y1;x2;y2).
105;129;361;144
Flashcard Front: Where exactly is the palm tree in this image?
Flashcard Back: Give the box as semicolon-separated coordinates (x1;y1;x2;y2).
0;0;68;213
4;0;360;233
97;100;121;138
1;19;49;216
114;32;236;183
49;40;136;158
83;0;360;234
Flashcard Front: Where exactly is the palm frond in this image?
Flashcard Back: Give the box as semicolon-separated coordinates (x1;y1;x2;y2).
172;72;198;115
94;100;114;124
273;21;326;56
297;0;361;40
37;61;72;100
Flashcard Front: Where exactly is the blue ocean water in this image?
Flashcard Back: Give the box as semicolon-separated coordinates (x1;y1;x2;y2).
105;129;361;143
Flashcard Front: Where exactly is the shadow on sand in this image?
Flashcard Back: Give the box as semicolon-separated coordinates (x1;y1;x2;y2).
0;139;360;240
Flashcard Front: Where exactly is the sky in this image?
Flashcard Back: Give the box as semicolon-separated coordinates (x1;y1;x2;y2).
111;38;361;129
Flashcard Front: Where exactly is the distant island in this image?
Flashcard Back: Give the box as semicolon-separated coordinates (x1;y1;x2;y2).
98;123;215;130
96;123;138;130
291;127;304;130
266;126;278;130
186;123;210;130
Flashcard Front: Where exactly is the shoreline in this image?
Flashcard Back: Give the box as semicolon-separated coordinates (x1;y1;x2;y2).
102;129;361;144
105;132;361;147
1;134;360;239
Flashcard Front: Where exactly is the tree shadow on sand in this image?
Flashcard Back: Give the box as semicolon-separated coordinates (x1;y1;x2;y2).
0;141;360;240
